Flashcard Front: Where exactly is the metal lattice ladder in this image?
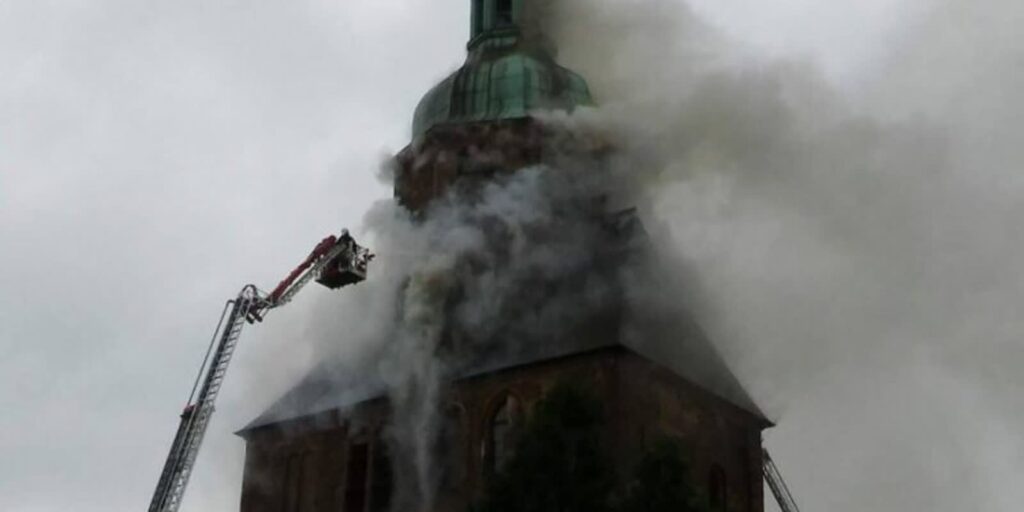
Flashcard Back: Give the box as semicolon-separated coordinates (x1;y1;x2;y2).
147;231;373;512
148;288;259;512
763;448;801;512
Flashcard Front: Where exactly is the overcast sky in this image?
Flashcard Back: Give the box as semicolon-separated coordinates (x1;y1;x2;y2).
1;1;1014;511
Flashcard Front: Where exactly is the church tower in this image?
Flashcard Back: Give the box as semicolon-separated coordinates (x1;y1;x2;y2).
395;0;595;211
237;4;770;512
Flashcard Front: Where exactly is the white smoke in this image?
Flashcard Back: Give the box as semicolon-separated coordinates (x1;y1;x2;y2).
263;1;1023;510
544;0;1024;510
294;162;626;510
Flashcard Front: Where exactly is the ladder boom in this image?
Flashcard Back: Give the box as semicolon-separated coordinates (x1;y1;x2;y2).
763;448;801;512
149;287;258;512
266;235;337;304
149;231;371;512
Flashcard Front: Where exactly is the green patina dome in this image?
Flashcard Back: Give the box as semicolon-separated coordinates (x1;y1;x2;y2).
412;0;594;138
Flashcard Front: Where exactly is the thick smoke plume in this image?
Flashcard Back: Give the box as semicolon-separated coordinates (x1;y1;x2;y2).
545;0;1024;511
273;1;1023;511
368;165;625;509
296;160;630;509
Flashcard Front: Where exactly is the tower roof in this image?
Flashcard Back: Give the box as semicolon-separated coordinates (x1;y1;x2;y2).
238;323;770;434
411;0;594;138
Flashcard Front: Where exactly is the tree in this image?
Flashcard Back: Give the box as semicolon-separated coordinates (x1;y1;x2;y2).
475;382;614;512
474;383;707;512
616;439;708;512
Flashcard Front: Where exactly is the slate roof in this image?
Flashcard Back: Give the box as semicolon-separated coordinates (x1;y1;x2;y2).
238;312;768;435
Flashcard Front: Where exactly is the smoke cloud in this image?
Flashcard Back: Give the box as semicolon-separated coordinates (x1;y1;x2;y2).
261;1;1022;511
543;0;1024;510
289;161;630;509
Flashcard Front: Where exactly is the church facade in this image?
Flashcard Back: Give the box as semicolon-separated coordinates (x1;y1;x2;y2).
239;345;768;512
237;1;771;511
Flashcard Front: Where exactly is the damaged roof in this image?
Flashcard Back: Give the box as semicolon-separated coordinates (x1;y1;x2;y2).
237;313;769;435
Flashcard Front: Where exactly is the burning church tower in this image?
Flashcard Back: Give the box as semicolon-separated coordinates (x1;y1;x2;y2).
237;1;771;511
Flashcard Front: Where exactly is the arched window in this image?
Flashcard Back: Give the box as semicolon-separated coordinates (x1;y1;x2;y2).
343;443;369;512
708;465;727;511
484;393;521;475
282;453;305;512
495;0;514;26
369;434;392;512
439;404;467;489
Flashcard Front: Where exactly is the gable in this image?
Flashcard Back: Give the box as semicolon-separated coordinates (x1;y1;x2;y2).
238;325;768;436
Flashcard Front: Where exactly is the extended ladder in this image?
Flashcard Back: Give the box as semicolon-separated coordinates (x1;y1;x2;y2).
147;231;372;512
763;449;801;512
148;286;260;512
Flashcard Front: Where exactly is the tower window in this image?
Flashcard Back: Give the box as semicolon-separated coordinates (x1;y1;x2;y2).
440;404;467;489
282;453;306;512
495;0;513;26
708;465;727;511
344;443;369;512
369;435;392;512
471;0;484;37
484;393;521;475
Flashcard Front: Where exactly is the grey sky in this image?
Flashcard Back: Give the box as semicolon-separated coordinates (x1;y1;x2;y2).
2;1;1018;511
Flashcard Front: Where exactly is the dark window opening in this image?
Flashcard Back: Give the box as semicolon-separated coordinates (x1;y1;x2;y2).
471;0;484;37
282;453;305;512
369;437;392;512
440;405;467;489
484;393;520;476
708;465;727;512
495;0;513;26
344;443;369;512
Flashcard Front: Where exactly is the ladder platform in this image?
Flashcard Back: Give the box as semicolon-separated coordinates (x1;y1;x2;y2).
316;239;371;289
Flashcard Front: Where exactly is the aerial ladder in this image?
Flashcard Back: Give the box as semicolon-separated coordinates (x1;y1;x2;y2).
148;230;374;512
763;448;802;512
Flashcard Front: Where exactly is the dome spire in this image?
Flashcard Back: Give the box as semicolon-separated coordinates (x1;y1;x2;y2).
410;0;593;138
469;0;520;46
